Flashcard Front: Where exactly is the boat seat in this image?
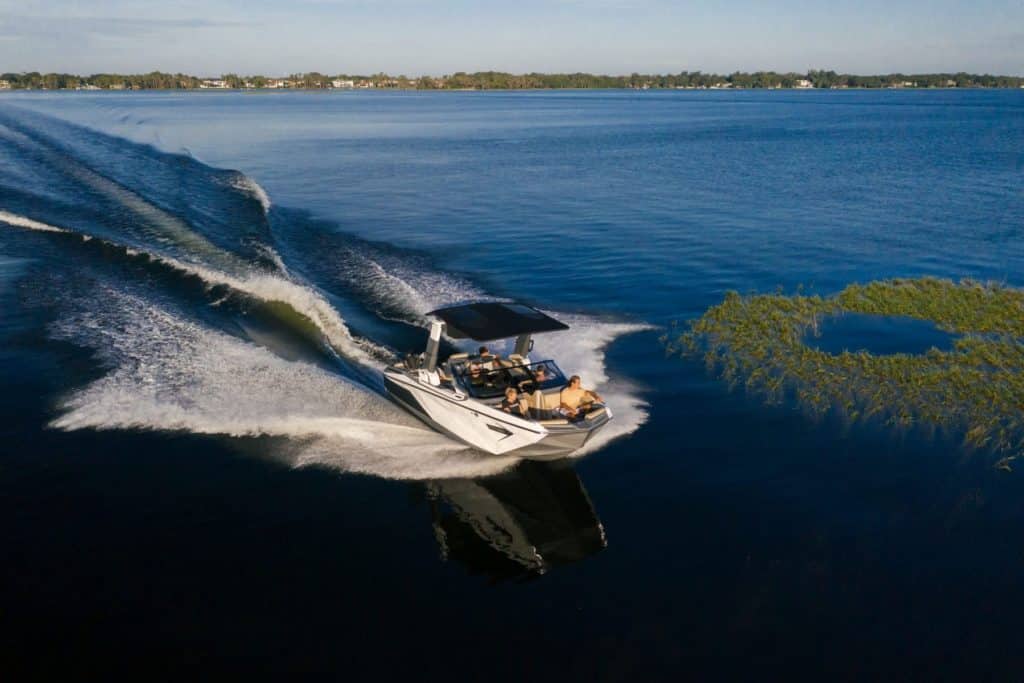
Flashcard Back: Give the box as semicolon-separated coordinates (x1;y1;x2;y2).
524;389;561;412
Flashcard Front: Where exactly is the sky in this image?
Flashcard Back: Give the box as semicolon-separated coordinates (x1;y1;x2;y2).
1;0;1022;76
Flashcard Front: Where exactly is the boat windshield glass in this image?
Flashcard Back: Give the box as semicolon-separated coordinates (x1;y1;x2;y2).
453;359;566;399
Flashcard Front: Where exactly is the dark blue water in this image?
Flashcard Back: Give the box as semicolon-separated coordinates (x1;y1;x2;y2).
2;90;1023;678
808;312;958;355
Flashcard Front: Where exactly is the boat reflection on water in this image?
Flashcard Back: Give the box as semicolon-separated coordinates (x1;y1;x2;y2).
426;460;606;579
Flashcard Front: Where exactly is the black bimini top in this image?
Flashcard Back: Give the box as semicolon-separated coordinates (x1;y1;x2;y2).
428;302;569;341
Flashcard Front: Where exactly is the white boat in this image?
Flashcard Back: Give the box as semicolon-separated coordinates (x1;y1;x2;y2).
383;302;612;459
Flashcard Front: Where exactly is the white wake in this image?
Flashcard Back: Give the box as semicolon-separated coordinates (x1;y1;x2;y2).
49;287;518;480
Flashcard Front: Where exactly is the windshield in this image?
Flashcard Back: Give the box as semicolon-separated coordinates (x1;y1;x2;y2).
452;359;566;400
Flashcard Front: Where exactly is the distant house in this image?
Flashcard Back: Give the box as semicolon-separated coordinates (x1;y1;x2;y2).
76;84;101;90
794;79;813;89
0;79;10;90
266;79;288;89
945;79;957;87
199;79;229;89
332;79;355;89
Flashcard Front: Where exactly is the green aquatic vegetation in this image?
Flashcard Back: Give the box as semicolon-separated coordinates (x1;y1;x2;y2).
664;278;1024;468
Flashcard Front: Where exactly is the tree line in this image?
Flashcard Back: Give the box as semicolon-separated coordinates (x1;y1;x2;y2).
2;69;1022;90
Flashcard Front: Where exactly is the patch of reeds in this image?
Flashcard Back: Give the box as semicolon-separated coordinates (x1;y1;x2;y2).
663;278;1024;469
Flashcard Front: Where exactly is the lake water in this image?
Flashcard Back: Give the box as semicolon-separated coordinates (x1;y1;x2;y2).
1;89;1023;678
807;312;958;355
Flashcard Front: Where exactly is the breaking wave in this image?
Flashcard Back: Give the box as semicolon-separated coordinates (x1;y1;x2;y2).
227;173;272;214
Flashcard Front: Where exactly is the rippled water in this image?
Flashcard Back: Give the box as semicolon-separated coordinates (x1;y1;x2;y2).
2;89;1023;678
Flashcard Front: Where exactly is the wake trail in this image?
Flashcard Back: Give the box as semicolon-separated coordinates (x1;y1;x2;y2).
49;287;516;480
0;208;387;366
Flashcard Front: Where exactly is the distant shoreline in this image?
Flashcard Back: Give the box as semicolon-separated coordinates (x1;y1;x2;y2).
4;87;1023;94
2;70;1023;92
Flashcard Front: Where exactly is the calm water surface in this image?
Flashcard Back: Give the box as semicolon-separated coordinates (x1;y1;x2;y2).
1;89;1023;678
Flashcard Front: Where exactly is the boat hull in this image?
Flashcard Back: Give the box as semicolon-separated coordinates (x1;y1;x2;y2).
383;368;611;459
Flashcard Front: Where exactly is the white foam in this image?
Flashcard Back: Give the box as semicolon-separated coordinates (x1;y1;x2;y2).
50;289;516;480
0;210;67;234
228;174;272;214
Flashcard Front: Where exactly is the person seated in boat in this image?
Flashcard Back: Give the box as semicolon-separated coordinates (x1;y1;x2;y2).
519;366;557;418
477;345;508;370
466;360;486;386
434;366;452;387
558;375;604;420
499;387;529;418
517;364;548;393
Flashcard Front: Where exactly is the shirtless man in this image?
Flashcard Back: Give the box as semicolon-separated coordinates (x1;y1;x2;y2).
559;375;604;419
